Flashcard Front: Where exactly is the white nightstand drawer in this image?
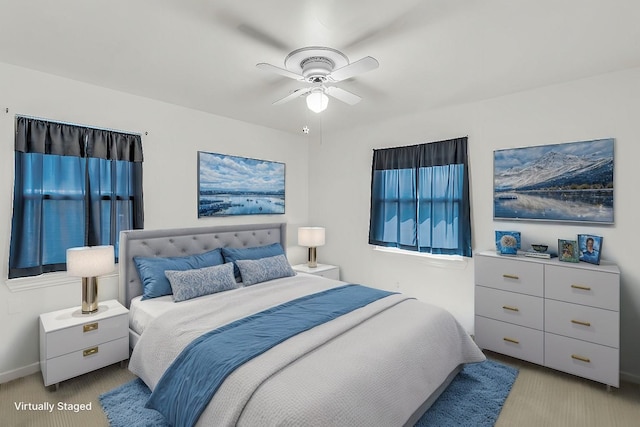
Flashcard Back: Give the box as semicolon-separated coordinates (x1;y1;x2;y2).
44;313;128;359
474;316;544;365
545;265;619;310
545;333;618;387
314;268;339;280
475;255;543;297
43;337;129;387
545;299;618;348
475;286;543;330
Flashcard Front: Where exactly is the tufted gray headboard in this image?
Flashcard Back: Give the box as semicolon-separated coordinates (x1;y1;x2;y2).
118;223;287;308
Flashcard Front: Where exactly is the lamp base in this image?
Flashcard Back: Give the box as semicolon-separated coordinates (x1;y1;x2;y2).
307;247;318;268
82;277;99;314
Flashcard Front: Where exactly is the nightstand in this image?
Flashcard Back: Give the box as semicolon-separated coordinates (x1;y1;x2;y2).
39;299;129;389
292;263;340;280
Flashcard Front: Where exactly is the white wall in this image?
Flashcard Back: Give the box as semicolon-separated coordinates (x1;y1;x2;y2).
309;67;640;383
0;62;310;382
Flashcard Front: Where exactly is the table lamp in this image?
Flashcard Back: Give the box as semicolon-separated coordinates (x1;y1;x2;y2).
298;227;325;268
67;245;115;314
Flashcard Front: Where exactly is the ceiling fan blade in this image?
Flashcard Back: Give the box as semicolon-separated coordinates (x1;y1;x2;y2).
325;86;362;105
272;87;313;105
328;56;379;82
256;63;305;81
214;8;291;51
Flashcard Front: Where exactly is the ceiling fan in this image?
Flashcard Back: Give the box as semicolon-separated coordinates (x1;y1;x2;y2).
257;46;379;113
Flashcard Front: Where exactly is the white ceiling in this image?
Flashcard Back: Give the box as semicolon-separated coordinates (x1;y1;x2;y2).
1;0;639;135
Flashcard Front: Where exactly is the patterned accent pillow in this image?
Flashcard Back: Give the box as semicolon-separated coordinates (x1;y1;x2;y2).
222;243;286;280
165;262;238;302
236;254;296;286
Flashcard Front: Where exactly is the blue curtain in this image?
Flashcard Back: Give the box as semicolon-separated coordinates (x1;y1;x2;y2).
368;137;472;257
9;117;144;279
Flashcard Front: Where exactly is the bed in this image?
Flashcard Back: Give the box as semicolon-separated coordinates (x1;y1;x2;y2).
119;223;485;427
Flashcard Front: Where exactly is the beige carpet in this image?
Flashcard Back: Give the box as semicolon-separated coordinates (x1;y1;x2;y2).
1;352;639;427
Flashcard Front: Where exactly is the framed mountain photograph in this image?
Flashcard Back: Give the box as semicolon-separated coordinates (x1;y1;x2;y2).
493;138;614;223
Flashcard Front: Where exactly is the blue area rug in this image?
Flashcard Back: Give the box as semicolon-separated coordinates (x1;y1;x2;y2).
100;359;517;427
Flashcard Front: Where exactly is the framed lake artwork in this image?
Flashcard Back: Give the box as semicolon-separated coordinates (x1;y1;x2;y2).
493;138;614;223
198;151;285;217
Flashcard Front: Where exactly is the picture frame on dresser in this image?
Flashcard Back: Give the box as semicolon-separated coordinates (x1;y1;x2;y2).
495;231;521;255
578;234;603;265
558;239;579;262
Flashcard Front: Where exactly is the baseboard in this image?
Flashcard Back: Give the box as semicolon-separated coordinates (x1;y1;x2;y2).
0;362;40;385
620;370;640;385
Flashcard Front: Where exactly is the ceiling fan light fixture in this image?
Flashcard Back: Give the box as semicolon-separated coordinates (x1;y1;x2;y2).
306;91;329;113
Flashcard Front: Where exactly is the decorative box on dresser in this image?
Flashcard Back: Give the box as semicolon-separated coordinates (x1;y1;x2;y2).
291;263;340;280
39;299;129;389
474;251;620;388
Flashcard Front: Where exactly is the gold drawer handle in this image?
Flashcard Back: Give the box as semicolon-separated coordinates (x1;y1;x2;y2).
83;347;99;357
571;284;592;291
571;319;591;327
571;354;591;363
502;305;520;312
503;337;520;344
83;322;99;333
503;274;519;280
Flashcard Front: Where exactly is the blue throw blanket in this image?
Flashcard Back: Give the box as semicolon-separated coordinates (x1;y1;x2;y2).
146;284;395;427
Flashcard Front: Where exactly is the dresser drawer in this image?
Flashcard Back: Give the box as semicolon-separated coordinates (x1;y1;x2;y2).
475;286;543;330
44;313;128;359
545;333;619;387
42;336;129;387
545;299;618;348
545;265;619;310
475;316;543;365
475;255;543;297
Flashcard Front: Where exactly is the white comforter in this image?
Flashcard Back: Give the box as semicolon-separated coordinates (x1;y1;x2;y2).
129;274;485;427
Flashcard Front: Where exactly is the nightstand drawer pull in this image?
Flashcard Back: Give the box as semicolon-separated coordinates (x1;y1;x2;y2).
571;354;590;363
571;319;591;327
83;347;99;357
502;305;519;312
83;322;99;333
503;337;520;344
502;274;519;280
571;284;592;291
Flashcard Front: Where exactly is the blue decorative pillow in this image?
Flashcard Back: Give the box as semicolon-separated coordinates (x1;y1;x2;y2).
221;243;286;279
165;263;238;302
134;248;224;300
236;254;296;286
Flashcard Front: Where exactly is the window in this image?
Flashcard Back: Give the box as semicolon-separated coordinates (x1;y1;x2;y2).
9;117;144;279
368;137;472;257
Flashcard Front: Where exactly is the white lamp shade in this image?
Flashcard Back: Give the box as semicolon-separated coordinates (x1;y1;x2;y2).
67;245;115;277
306;92;329;113
298;227;326;247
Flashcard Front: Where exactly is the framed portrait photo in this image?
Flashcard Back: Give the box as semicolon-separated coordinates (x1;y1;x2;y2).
558;239;579;263
578;234;603;265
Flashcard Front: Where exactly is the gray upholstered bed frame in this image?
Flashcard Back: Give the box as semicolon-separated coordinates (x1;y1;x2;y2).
118;222;287;348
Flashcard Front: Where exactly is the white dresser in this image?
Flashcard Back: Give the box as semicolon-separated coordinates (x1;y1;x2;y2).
474;251;620;388
39;299;129;389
